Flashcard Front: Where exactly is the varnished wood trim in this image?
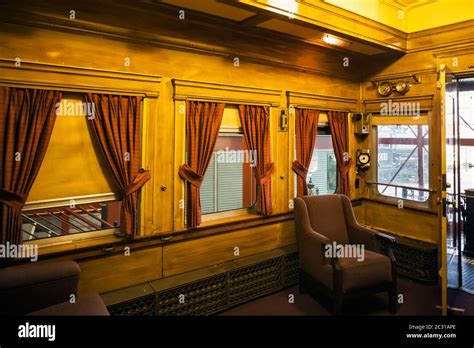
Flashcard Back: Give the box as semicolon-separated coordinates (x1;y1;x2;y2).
362;197;438;215
0;2;363;79
173;78;282;106
364;94;434;112
223;0;407;52
287;90;358;112
9;213;294;263
0;59;161;96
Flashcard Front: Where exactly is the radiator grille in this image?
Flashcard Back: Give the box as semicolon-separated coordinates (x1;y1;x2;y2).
228;258;282;306
107;294;155;316
106;251;299;316
156;274;227;316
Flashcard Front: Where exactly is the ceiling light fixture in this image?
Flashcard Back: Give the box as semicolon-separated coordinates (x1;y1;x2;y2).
321;34;350;47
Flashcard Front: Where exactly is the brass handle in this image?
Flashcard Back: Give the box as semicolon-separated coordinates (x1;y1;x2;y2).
161;236;173;242
102;247;115;253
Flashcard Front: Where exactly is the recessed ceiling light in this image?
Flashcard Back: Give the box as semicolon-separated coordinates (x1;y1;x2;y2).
321;34;351;47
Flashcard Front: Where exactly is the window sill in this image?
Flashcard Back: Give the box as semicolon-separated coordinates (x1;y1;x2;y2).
199;212;261;227
24;229;123;257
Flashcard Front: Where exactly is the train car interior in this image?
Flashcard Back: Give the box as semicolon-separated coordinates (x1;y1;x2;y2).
0;0;473;339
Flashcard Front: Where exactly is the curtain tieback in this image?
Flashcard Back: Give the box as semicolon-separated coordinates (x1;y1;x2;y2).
255;163;274;186
178;164;204;188
292;160;308;179
0;188;27;210
341;158;353;174
121;169;151;198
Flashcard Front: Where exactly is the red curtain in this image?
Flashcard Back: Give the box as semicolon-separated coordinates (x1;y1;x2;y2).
0;87;62;244
85;94;150;238
238;104;273;215
328;111;352;197
293;108;319;197
179;101;225;229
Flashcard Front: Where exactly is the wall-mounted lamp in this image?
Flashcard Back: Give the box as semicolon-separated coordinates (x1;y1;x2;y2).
280;109;288;132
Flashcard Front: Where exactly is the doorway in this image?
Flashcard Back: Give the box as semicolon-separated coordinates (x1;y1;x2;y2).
446;76;474;299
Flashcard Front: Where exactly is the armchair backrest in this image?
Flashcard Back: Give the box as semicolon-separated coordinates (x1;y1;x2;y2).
0;260;80;315
298;194;350;244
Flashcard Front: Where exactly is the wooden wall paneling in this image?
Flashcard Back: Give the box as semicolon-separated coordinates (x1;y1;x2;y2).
143;77;175;236
363;200;438;244
140;97;156;236
162;223;282;276
278;220;296;247
78;245;163;295
174;99;186;232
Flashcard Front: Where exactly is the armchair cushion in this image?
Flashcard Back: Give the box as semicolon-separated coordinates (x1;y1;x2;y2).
338;250;392;293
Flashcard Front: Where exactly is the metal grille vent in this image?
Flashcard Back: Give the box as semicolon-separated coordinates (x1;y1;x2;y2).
228;257;282;306
282;252;299;286
107;294;155;316
156;274;227;316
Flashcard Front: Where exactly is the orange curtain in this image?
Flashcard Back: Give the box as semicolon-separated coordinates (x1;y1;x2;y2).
238;104;273;215
293;108;319;197
0;87;62;244
85;94;150;238
179;101;225;229
328;111;352;197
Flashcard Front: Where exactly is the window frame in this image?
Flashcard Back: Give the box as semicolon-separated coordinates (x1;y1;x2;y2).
200;125;258;223
22;95;145;245
293;118;338;198
369;113;434;209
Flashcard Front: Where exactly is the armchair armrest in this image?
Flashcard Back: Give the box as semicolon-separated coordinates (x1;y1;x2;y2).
0;260;81;315
374;231;397;263
375;232;396;244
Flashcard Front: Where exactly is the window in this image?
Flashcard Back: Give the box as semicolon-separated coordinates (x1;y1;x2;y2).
200;107;257;217
22;94;121;241
294;127;337;196
22;201;121;241
377;125;429;202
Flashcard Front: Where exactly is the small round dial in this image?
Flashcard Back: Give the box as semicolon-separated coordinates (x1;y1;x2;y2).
377;81;393;97
358;153;370;165
395;81;410;94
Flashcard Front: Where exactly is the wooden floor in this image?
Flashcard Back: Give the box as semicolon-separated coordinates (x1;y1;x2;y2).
220;277;441;316
448;252;474;292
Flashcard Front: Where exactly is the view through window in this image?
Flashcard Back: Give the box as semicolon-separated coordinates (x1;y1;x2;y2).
200;133;257;215
294;127;337;197
377;125;429;202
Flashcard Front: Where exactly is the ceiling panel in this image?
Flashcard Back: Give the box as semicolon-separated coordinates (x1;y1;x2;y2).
258;19;387;55
160;0;256;21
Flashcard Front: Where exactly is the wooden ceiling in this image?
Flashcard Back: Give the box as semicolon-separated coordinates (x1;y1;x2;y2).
158;0;399;56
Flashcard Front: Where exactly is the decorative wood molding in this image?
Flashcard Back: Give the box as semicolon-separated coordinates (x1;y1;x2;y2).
173;79;282;106
364;94;434;113
407;20;474;53
0;2;364;79
0;60;161;97
286;91;358;112
228;0;407;52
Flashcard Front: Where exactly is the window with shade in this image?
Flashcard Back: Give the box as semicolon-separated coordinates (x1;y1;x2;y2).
199;106;257;218
22;93;123;241
294;126;338;197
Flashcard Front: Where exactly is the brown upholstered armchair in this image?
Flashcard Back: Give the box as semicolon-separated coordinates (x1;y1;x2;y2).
294;194;397;315
0;260;109;315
